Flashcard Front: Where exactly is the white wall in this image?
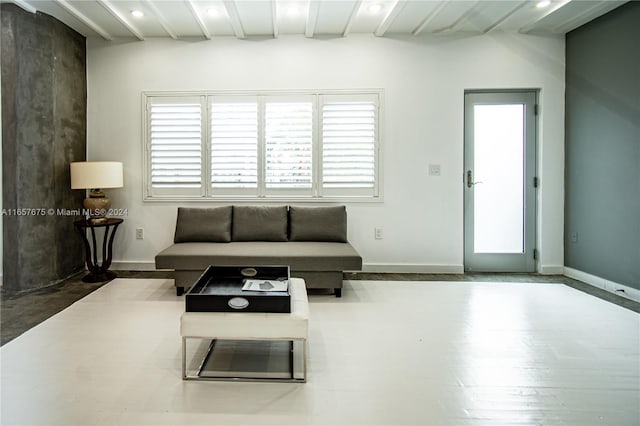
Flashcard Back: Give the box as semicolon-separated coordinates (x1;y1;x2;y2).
86;33;565;273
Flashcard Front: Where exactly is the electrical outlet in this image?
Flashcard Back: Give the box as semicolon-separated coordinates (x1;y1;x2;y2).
571;232;578;243
428;164;441;176
136;228;144;240
374;227;383;240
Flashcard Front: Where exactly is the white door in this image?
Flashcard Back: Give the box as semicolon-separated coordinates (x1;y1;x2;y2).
464;91;537;272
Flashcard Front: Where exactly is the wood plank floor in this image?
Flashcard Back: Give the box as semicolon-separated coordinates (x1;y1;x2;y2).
1;278;638;425
1;272;638;346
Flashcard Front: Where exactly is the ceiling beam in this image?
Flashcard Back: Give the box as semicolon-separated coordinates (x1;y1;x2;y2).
432;0;481;34
54;0;113;40
223;0;246;39
143;0;178;40
271;0;279;38
412;0;448;36
552;0;622;33
11;0;37;14
342;0;363;37
483;0;528;34
185;0;211;39
374;0;406;37
519;0;572;33
305;0;320;38
96;0;144;41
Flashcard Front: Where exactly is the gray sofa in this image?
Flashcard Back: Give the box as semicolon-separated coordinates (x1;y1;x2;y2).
155;205;362;297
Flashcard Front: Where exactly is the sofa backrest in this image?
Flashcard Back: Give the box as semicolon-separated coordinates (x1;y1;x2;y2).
288;206;347;242
173;205;348;243
174;206;232;243
232;205;288;242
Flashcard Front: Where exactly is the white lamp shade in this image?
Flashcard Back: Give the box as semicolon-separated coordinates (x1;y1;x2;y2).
70;161;124;190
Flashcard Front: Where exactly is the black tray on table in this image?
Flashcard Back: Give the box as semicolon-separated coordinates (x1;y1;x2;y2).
185;265;291;313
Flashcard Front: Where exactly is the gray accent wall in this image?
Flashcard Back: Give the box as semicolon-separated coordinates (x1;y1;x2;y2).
1;4;86;293
565;2;640;290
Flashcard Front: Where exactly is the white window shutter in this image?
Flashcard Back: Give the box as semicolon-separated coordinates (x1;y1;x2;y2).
322;101;376;188
210;102;258;189
145;90;381;200
264;101;313;189
149;102;202;189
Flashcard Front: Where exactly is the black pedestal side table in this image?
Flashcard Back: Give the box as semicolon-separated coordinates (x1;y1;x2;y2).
74;218;123;283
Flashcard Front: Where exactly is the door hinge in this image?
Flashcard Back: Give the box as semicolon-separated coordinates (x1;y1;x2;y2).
534;104;539;115
533;249;538;260
534;176;539;188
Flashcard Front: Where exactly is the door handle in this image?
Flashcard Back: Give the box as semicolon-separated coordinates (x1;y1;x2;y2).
466;170;482;188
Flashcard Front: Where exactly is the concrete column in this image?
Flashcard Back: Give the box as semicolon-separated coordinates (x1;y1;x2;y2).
1;4;86;293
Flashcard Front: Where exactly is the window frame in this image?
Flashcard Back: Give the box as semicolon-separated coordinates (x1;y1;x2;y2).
143;89;383;203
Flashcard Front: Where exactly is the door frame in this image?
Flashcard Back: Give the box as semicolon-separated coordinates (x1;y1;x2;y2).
463;89;538;273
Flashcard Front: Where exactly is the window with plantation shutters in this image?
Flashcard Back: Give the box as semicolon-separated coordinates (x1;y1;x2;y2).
322;100;376;190
265;101;313;191
210;101;258;190
147;97;203;196
143;90;381;201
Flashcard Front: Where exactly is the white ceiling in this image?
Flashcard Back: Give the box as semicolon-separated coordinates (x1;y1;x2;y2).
4;0;628;41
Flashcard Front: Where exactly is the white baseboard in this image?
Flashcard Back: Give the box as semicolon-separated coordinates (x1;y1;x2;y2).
539;265;564;275
362;263;464;274
111;261;156;271
564;267;640;303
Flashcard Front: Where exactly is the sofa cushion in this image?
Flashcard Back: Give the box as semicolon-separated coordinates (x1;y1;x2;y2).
289;206;347;242
232;205;288;242
174;206;232;243
156;241;363;271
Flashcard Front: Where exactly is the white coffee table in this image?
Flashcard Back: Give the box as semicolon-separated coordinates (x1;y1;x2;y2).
181;277;309;382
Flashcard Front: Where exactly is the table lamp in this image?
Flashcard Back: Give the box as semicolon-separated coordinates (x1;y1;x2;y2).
70;161;123;223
